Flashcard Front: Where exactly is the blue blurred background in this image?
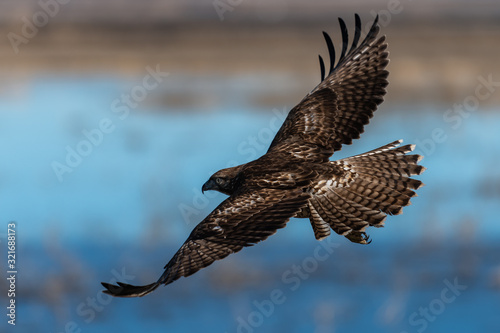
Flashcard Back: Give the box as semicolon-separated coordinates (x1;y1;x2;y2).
1;1;499;332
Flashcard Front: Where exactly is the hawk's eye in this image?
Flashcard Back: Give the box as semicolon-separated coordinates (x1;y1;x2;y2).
215;177;224;185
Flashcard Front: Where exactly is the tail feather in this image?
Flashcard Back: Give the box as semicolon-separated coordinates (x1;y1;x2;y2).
348;166;424;189
306;140;424;244
308;202;331;240
325;187;387;227
354;171;423;194
310;194;374;244
343;141;426;178
346;139;402;155
343;161;424;178
337;176;411;210
336;185;404;215
310;196;353;236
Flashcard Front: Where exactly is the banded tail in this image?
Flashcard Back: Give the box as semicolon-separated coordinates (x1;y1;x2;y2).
307;140;425;243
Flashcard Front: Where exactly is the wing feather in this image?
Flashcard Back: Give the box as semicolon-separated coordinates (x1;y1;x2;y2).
269;14;389;158
338;18;348;61
101;189;309;297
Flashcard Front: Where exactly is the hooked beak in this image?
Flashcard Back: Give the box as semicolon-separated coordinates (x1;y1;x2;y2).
202;179;216;194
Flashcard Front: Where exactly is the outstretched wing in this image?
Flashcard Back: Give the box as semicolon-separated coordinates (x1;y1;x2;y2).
268;14;389;159
101;188;309;297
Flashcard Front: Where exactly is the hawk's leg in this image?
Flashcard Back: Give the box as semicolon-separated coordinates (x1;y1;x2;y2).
345;231;372;245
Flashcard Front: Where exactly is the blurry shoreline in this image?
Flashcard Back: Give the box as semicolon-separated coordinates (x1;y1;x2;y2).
1;9;500;108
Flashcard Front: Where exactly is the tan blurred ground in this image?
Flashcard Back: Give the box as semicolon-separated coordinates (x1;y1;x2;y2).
0;0;499;108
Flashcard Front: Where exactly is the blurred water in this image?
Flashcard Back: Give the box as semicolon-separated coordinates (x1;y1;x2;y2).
0;77;499;332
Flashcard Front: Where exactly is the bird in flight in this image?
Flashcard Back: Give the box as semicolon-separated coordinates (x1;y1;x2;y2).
102;14;425;297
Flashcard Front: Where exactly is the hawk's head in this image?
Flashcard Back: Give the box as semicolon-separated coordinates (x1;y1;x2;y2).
202;165;243;196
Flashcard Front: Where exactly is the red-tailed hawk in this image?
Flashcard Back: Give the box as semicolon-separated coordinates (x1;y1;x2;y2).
102;14;424;297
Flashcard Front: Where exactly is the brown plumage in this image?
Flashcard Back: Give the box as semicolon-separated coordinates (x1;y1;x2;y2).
102;14;425;297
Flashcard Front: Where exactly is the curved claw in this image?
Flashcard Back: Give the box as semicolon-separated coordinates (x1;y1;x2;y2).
345;231;372;245
362;232;372;245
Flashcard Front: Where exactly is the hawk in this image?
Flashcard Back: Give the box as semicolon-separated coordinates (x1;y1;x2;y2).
102;14;425;297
